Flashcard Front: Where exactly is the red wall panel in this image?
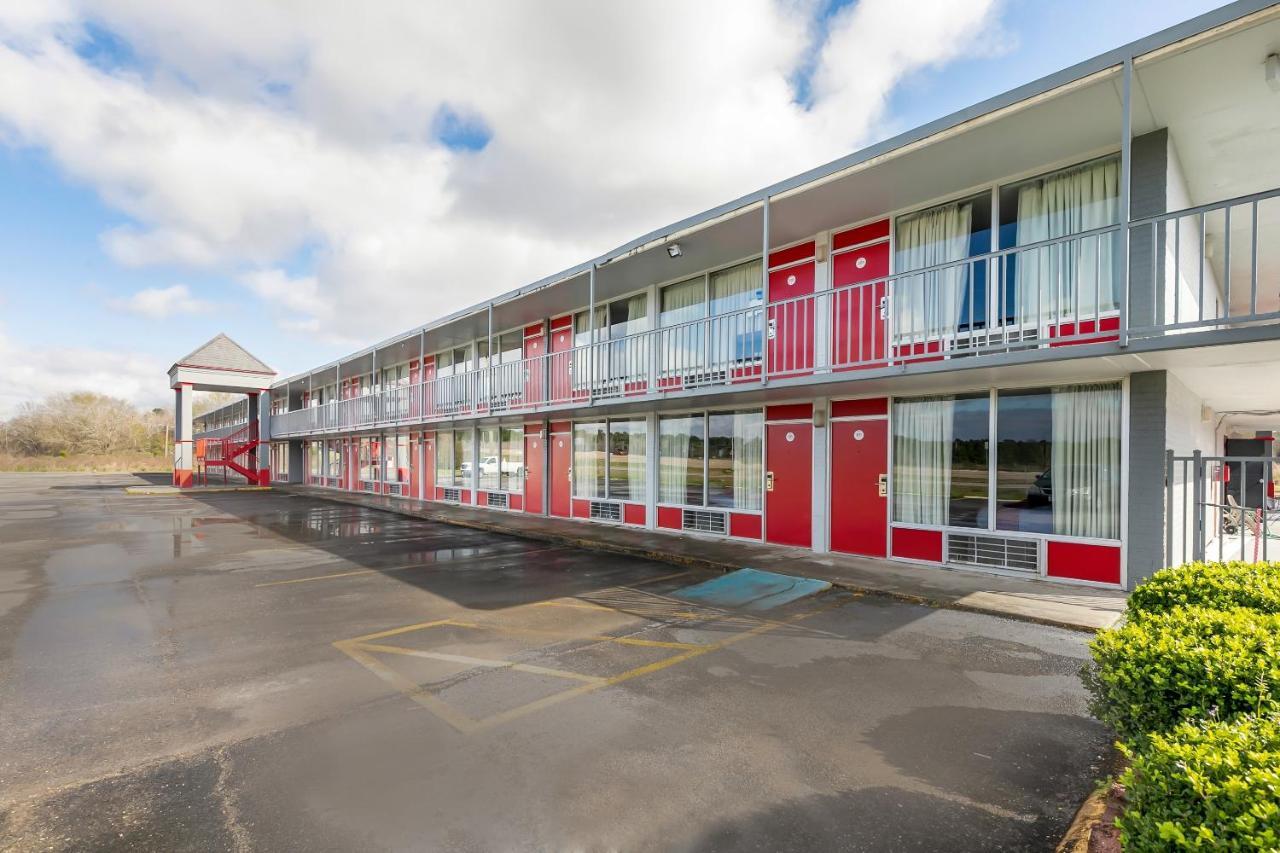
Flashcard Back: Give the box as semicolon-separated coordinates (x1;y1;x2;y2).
657;506;682;530
729;512;763;540
892;527;943;563
1046;541;1121;585
831;398;889;419
766;403;813;422
768;241;816;269
572;499;591;519
623;503;646;526
833;219;890;250
509;494;523;512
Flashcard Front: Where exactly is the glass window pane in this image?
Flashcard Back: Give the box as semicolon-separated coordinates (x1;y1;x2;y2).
435;431;452;486
707;410;763;510
659;414;704;505
500;427;523;492
573;422;606;498
709;261;763;315
660;278;705;327
608;295;649;340
995;389;1052;534
607;419;647;502
892;396;951;526
453;430;471;487
478;427;500;491
948;395;989;528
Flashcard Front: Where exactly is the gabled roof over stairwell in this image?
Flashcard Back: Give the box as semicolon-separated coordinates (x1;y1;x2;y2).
169;333;276;393
172;333;274;375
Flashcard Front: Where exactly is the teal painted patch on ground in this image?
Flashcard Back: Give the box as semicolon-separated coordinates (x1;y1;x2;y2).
671;568;831;611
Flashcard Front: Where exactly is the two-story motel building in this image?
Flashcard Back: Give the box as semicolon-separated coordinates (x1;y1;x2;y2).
190;1;1280;591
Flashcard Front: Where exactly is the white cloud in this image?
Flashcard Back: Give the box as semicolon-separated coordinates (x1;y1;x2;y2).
0;324;169;418
107;283;214;319
0;0;1009;354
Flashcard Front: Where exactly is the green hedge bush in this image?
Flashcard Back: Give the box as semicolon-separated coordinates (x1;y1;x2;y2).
1128;561;1280;618
1117;714;1280;852
1083;607;1280;742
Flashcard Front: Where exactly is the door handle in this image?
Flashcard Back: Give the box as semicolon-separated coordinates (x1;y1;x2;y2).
766;471;775;492
877;473;888;497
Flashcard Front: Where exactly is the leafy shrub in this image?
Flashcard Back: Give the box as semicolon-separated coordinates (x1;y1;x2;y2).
1128;561;1280;618
1083;607;1280;742
1118;714;1280;852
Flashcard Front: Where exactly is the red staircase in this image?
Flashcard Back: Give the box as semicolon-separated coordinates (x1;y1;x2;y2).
200;422;263;484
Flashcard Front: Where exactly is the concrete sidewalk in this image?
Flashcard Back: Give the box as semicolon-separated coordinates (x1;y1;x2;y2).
281;485;1126;632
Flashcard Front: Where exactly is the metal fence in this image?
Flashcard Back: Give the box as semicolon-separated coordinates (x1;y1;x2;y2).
1166;450;1278;565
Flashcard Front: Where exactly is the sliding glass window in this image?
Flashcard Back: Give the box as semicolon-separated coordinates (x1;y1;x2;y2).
996;384;1120;538
499;427;523;492
660;410;762;510
892;383;1120;540
894;193;992;340
998;156;1120;324
891;394;987;528
435;429;473;487
478;427;501;492
573;419;645;502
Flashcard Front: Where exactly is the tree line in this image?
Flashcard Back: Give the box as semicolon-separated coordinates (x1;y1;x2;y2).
0;391;237;458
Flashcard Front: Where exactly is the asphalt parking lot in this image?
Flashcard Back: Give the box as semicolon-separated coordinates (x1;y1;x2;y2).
0;473;1112;852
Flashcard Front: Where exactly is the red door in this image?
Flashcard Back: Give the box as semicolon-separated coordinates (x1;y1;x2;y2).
768;261;815;377
524;429;545;515
830;417;889;557
831;239;889;370
549;316;574;404
549;424;572;518
765;422;812;547
523;324;546;406
422;432;435;501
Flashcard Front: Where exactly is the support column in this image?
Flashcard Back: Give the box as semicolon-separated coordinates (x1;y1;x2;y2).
173;383;194;487
247;392;269;486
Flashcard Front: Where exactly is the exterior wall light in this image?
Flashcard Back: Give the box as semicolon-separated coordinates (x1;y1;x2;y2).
1267;54;1280;93
666;243;682;258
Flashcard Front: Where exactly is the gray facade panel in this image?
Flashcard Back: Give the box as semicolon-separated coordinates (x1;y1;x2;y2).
1127;129;1168;330
1127;370;1168;589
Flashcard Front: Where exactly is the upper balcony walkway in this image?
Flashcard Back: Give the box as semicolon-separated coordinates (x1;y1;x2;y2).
242;185;1280;440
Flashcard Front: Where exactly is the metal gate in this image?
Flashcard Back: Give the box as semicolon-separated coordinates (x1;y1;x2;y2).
1166;450;1277;565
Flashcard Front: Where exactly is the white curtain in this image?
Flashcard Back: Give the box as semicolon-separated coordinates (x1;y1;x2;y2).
894;202;972;344
711;261;763;367
892;396;955;525
659;417;693;504
1015;158;1119;325
732;412;764;511
1051;383;1121;539
661;278;707;376
573;424;604;498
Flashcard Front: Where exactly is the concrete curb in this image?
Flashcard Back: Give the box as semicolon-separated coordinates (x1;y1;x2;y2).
279;486;1114;633
125;485;272;495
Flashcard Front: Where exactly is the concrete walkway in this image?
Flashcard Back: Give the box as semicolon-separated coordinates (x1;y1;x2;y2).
281;485;1127;632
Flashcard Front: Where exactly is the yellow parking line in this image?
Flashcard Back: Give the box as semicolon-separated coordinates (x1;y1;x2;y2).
354;642;606;684
255;546;563;588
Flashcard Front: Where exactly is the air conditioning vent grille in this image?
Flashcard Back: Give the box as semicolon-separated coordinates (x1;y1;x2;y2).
589;500;621;521
947;534;1039;574
487;492;509;509
441;487;462;503
682;509;727;534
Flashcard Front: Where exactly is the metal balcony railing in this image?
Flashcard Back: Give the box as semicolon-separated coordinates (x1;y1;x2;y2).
268;188;1279;439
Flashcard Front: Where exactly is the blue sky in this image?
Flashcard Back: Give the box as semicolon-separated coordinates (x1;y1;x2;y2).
0;0;1226;414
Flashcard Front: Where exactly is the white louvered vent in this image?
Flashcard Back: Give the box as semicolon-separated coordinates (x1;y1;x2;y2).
682;509;727;534
589;500;622;521
487;492;509;509
947;533;1039;574
441;487;462;503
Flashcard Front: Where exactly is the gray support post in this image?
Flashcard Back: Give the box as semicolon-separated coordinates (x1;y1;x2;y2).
173;383;194;487
1118;57;1133;347
761;196;770;384
1126;370;1168;588
1165;449;1175;567
588;265;596;406
1191;449;1204;562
